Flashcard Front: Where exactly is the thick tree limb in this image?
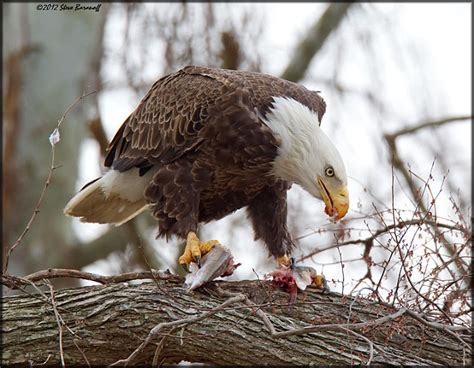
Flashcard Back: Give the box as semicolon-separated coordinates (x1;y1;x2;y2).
280;3;354;82
2;278;471;366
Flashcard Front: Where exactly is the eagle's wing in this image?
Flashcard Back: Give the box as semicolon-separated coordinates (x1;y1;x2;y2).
104;67;228;172
183;66;327;123
104;66;327;173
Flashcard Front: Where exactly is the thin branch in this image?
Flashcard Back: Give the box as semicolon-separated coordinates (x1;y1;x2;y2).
272;308;408;338
384;128;469;280
110;294;247;366
298;219;467;262
152;326;177;367
385;115;471;139
1;269;178;289
3;91;96;273
47;282;65;368
340;326;375;366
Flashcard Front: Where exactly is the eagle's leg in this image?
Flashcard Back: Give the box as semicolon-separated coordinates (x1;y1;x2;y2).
246;184;296;268
178;231;220;271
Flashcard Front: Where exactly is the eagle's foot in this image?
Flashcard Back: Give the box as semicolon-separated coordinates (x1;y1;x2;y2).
272;256;330;292
179;232;220;272
276;254;292;268
312;274;329;291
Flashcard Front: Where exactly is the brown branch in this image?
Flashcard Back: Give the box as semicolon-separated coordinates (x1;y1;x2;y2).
46;282;66;367
228;286;467;338
1;268;178;289
87;117;109;155
220;30;241;70
273;307;408;338
385;115;471;139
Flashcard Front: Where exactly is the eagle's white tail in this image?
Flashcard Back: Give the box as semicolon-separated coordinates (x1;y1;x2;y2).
64;169;153;226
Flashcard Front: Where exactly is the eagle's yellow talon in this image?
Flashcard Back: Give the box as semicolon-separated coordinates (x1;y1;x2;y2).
277;254;291;267
187;232;201;260
180;262;190;273
178;250;193;270
312;274;329;291
200;239;220;254
179;232;220;270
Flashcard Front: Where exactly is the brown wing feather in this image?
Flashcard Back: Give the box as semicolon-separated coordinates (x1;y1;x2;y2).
182;66;326;122
104;66;326;173
105;69;218;171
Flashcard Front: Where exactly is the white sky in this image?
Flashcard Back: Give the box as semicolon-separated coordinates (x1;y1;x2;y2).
78;3;471;291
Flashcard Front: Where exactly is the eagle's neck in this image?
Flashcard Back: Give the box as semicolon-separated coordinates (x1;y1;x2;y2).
260;97;329;199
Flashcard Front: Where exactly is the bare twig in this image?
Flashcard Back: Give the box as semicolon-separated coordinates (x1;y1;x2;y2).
298;218;467;262
336;241;345;295
384;118;471;280
46;282;65;367
340;326;375;365
152;326;177;367
271;308;408;338
29;354;52;366
72;338;91;368
137;237;163;291
3;91;96;273
1;268;178;289
110;294;247;366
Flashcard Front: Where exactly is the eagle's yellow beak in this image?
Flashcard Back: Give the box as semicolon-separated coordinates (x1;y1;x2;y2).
317;177;349;221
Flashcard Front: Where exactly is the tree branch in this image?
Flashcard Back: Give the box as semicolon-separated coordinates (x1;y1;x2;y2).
385;115;471;140
280;3;354;82
298;218;469;262
2;278;471;366
383;117;471;279
2;91;96;274
1;269;178;289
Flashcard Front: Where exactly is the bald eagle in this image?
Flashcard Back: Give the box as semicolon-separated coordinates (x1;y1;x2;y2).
64;66;349;269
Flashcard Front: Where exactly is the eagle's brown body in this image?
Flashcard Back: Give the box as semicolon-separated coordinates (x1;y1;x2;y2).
66;66;327;258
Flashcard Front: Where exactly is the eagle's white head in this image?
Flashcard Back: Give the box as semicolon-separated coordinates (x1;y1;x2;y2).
262;96;349;221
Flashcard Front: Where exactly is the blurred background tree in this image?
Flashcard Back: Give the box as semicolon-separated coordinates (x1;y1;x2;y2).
3;3;110;286
3;3;471;323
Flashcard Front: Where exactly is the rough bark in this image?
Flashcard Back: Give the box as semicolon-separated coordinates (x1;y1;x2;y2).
2;279;471;366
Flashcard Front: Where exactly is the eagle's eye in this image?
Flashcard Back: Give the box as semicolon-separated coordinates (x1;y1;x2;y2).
325;167;335;177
